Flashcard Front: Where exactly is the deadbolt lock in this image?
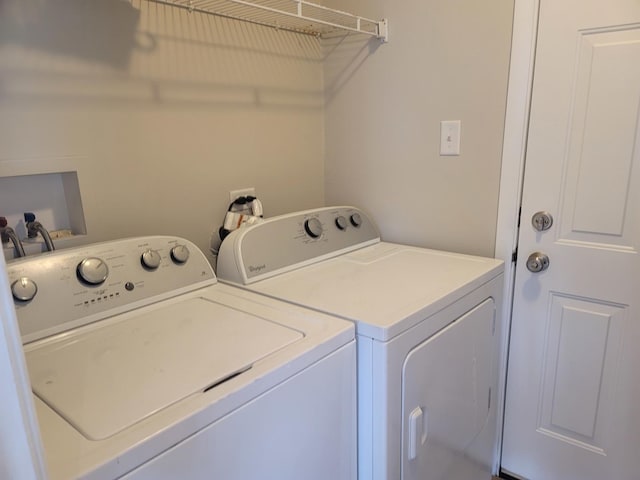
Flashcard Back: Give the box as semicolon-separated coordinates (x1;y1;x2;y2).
526;252;550;273
532;211;553;232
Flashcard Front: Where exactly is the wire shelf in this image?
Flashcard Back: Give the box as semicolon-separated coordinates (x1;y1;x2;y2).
145;0;388;41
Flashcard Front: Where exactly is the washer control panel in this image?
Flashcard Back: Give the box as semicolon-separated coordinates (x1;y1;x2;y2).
217;206;380;284
7;236;215;343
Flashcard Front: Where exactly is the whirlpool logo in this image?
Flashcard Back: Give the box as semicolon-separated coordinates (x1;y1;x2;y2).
249;264;266;273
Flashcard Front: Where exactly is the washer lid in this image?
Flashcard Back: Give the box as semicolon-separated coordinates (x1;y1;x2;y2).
25;297;303;440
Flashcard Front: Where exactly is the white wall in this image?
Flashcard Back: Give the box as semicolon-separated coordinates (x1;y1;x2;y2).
322;0;514;257
0;1;514;260
0;0;326;262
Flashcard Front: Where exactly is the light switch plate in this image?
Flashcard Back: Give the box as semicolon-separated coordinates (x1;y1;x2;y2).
440;120;461;156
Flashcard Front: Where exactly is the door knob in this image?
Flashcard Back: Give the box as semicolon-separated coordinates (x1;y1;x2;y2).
526;252;550;273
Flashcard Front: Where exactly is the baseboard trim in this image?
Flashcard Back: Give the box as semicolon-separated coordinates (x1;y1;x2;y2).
498;471;525;480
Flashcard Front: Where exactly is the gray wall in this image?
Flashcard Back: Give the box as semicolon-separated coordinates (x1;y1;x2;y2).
0;0;514;261
322;0;514;256
0;0;325;261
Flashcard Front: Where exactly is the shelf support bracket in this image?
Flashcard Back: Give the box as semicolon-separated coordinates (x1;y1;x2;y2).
378;18;389;43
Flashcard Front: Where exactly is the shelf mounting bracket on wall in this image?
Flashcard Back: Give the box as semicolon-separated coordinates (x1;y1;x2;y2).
145;0;389;42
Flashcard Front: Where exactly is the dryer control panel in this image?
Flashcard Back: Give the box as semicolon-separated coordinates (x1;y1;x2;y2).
7;236;215;343
217;206;380;284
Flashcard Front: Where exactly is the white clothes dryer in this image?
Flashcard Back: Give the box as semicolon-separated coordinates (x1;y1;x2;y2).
217;206;505;480
7;236;356;480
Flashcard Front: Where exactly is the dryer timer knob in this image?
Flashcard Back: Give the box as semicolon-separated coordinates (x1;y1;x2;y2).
350;213;363;227
304;218;323;238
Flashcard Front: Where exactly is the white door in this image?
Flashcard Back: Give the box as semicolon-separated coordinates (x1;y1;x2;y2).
502;0;640;479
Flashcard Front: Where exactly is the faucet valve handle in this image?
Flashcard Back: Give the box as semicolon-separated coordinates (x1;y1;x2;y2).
24;212;39;238
22;212;55;252
0;217;8;243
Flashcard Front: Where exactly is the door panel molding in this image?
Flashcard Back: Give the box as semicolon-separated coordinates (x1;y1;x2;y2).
537;293;626;452
559;26;640;248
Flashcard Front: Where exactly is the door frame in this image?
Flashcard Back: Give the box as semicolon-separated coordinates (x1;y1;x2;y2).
493;0;540;471
0;254;47;479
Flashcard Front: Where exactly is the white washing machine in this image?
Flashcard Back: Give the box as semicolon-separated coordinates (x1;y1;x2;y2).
217;206;505;480
7;236;357;480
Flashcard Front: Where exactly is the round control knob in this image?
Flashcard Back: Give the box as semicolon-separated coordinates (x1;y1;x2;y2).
304;218;323;238
350;213;362;228
335;215;348;231
11;277;38;302
141;249;161;269
171;245;190;264
77;257;109;285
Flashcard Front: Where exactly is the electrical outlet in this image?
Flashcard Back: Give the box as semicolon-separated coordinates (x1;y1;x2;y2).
229;188;256;203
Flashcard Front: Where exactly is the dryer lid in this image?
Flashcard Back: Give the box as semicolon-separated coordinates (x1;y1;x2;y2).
25;297;302;440
247;243;503;341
